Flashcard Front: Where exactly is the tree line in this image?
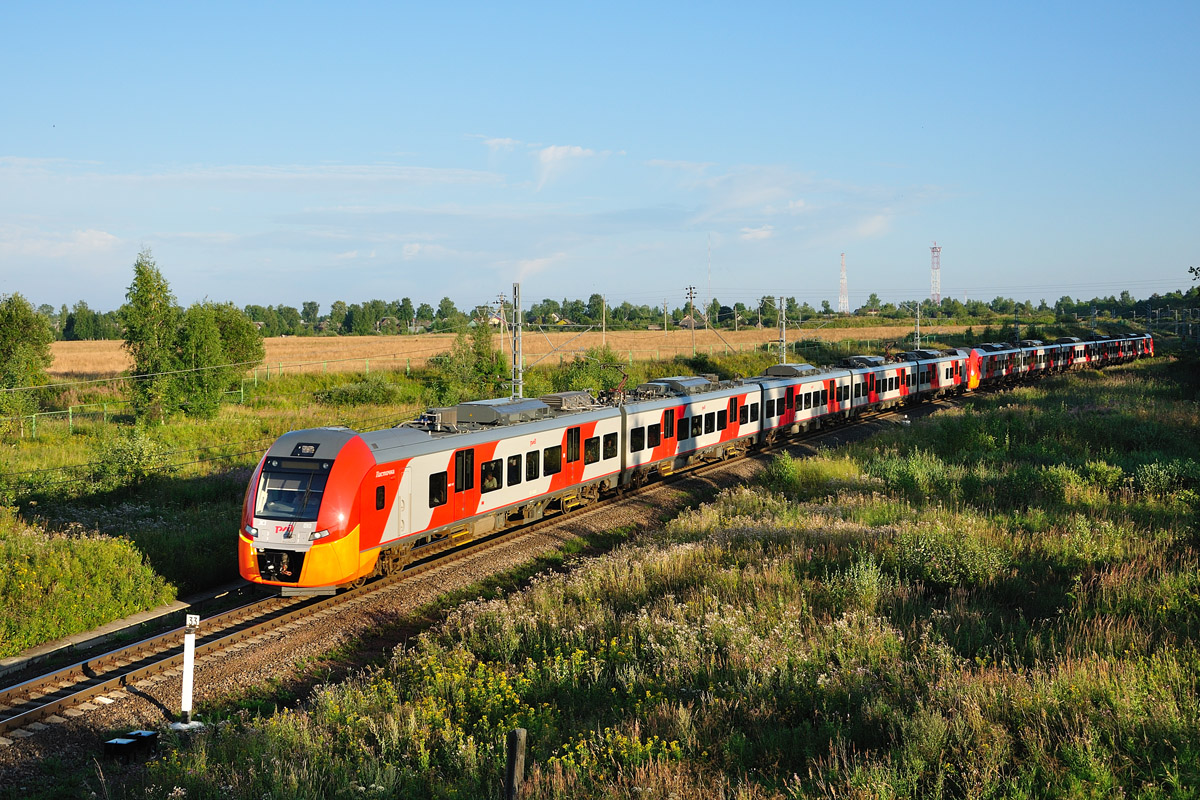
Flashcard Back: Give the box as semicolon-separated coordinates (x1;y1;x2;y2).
31;285;1199;343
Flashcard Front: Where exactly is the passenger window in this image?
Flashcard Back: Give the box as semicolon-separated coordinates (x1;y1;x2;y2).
376;485;386;511
544;445;562;475
717;409;727;430
526;451;540;481
705;412;715;433
728;397;738;420
664;409;675;438
603;433;618;459
786;392;794;410
677;416;689;440
567;427;581;463
584;436;600;465
821;389;828;405
765;398;775;418
750;403;759;422
648;424;661;448
429;472;447;508
508;455;522;486
804;392;812;409
691;416;703;437
631;427;645;452
739;405;749;425
454;450;474;493
480;459;502;493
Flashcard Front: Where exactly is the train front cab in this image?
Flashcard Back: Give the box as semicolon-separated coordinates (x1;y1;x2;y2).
239;429;376;591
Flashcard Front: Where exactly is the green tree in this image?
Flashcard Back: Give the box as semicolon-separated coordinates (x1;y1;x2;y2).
0;292;55;422
301;301;320;326
122;250;179;421
175;302;225;418
328;300;347;332
210;301;264;382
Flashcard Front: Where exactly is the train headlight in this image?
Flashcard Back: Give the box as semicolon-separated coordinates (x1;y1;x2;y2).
310;529;330;541
244;524;258;538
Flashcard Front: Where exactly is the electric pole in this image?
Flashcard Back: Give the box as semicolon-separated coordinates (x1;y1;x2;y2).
511;283;524;399
777;294;786;363
685;285;697;356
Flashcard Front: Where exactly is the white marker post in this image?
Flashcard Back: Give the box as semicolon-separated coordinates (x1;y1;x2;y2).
181;614;199;724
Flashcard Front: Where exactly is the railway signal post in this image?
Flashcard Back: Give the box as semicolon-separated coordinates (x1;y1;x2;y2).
181;614;198;724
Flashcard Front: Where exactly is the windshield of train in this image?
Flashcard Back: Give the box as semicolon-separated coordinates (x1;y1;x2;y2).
255;467;329;521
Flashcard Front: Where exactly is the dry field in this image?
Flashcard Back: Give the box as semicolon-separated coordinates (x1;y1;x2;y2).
47;324;969;380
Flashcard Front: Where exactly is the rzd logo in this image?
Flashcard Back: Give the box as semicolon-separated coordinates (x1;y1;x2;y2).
275;524;295;538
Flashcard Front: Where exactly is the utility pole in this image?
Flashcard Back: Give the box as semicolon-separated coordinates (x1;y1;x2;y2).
601;294;606;347
777;295;786;363
511;283;524;399
497;291;508;359
663;299;668;335
685;285;697;356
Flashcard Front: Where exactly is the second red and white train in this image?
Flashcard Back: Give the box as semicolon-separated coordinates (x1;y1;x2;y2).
239;333;1153;592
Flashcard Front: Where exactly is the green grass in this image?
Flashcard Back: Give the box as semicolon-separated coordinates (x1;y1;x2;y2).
113;357;1200;799
0;506;175;658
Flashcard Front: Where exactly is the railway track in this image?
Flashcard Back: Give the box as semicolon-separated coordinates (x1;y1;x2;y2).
0;396;947;743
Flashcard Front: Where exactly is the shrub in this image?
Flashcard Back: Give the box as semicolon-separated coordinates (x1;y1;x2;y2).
315;375;407;406
90;425;171;489
894;523;1008;589
0;507;174;658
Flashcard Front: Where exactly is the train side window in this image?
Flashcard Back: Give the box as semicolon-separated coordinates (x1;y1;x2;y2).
717;409;727;430
821;389;828;405
508;455;522;486
481;459;502;493
566;427;581;463
526;451;540;481
728;397;738;420
631;427;645;452
765;398;775;418
376;485;386;511
603;433;618;459
739;404;748;425
804;392;812;409
664;409;675;438
544;445;563;475
454;450;474;493
750;403;759;422
691;416;703;437
648;424;661;448
429;472;447;508
677;416;689;440
705;412;715;433
786;391;794;410
584;436;600;465
853;383;861;398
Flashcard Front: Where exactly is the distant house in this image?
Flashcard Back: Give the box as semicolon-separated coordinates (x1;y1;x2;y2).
678;314;704;330
647;324;662;331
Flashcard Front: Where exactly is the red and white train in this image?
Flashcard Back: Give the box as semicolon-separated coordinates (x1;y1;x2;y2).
239;332;1152;592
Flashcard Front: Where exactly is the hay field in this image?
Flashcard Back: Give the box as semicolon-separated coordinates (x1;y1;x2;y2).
47;324;968;380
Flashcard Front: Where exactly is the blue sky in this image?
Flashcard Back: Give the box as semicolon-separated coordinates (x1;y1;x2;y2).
1;1;1196;314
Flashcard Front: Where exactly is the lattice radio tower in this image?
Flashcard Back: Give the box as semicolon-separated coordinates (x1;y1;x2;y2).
838;253;849;314
930;241;942;306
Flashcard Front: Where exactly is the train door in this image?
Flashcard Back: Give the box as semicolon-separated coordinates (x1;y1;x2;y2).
452;448;475;520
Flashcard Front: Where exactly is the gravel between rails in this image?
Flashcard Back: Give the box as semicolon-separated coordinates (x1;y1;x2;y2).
0;401;948;795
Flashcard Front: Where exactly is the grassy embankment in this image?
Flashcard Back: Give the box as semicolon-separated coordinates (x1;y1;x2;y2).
125;356;1200;798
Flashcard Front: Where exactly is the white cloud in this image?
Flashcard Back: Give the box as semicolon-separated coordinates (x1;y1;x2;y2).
334;250;359;260
537;145;599;189
0;224;120;258
855;214;892;238
515;252;566;280
740;224;774;241
483;137;521;153
402;243;423;259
